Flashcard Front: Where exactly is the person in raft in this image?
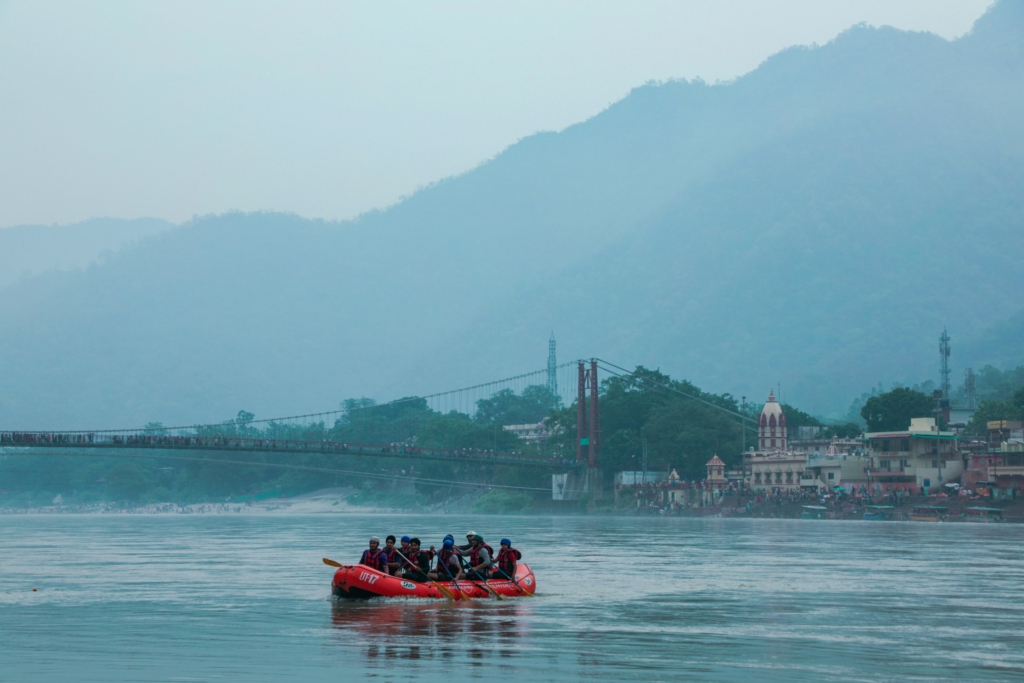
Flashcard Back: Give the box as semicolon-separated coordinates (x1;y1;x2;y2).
398;536;413;569
398;537;433;582
490;538;521;580
383;535;402;575
359;537;389;572
464;534;494;580
428;536;463;581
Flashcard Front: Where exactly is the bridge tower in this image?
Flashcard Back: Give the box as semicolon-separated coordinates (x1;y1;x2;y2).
575;360;600;466
552;360;603;503
547;333;557;397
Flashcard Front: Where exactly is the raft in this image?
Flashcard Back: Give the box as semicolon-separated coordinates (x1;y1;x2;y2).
332;562;536;599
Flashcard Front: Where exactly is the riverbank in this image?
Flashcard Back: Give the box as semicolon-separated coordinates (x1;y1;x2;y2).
656;492;1024;522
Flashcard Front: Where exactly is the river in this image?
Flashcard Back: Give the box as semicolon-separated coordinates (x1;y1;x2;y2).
2;513;1022;682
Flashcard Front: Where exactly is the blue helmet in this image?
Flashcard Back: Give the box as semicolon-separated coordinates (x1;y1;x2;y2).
442;539;454;550
500;538;511;546
400;535;411;543
443;534;454;543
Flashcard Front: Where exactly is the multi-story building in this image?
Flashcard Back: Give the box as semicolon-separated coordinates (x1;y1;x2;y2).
863;417;962;494
800;442;870;492
963;421;1023;499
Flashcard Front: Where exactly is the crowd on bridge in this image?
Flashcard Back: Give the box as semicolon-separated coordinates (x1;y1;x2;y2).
0;431;567;467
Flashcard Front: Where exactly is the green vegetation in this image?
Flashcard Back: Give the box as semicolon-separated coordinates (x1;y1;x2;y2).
966;387;1024;435
471;490;533;514
861;388;935;432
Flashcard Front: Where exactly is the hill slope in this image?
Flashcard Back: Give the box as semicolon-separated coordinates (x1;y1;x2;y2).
1;1;1023;428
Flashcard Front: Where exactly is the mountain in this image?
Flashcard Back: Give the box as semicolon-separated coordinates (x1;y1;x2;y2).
0;218;173;288
1;1;1023;429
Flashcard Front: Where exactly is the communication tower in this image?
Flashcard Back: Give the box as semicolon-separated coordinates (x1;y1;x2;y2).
547;332;557;396
964;368;976;410
939;328;951;399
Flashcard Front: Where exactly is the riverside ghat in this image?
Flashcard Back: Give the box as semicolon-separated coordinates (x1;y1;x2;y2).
615;393;1024;522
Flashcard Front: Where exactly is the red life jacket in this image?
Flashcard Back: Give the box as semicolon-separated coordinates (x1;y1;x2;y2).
383;547;400;566
496;547;521;576
468;543;494;569
404;549;431;573
359;549;387;571
436;548;459;577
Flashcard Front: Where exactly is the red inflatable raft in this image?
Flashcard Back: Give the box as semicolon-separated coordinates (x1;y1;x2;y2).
332;563;536;600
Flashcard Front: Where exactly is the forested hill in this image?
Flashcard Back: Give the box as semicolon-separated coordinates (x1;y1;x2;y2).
2;1;1023;429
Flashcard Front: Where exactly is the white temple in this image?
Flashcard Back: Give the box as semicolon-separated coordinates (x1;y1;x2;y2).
758;390;787;451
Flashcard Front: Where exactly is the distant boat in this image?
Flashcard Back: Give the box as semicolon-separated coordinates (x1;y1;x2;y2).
801;505;828;520
964;507;1003;523
909;506;944;522
863;505;893;521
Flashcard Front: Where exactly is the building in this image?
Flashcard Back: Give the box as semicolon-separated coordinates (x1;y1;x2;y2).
962;421;1024;499
706;455;727;490
744;392;807;492
863;417;962;494
800;441;871;491
758;390;787;450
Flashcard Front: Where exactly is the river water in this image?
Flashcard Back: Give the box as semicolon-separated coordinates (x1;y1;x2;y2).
2;513;1023;682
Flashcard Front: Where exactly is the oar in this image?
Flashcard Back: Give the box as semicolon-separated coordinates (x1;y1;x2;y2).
494;566;534;596
394;549;457;601
439;555;472;601
323;557;343;567
457;554;503;600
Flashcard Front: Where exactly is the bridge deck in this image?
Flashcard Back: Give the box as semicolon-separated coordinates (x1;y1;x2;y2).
0;433;581;470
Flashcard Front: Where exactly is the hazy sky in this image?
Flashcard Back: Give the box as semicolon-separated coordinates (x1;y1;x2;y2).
0;0;992;228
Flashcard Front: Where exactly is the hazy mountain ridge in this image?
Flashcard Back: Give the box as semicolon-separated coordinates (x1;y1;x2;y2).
1;1;1022;428
0;217;174;288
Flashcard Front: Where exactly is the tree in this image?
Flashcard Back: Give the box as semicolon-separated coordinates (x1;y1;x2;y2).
474;385;560;426
966;399;1024;435
106;462;151;501
860;388;934;432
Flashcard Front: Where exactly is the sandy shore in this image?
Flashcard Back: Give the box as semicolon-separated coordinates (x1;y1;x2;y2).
0;486;390;515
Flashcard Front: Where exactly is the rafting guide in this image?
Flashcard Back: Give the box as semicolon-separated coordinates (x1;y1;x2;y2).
324;531;536;600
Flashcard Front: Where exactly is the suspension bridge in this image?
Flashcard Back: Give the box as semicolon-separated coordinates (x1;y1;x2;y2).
0;359;757;495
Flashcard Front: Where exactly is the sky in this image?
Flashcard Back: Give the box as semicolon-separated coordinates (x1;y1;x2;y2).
0;0;993;229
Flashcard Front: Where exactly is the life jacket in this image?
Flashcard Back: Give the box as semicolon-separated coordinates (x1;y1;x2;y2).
359;549;387;571
403;549;431;573
496;547;521;576
383;547;400;566
436;548;459;577
467;543;495;569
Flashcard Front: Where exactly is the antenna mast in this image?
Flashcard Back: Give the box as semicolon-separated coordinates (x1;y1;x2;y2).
939;329;951;399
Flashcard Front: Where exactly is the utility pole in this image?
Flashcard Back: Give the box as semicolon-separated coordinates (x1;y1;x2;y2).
933;390;944;486
547;333;558;397
741;396;747;453
642;438;648;511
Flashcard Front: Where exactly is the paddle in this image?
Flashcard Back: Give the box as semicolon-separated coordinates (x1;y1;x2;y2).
457;552;504;600
323;557;342;567
438;553;472;601
394;549;457;601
